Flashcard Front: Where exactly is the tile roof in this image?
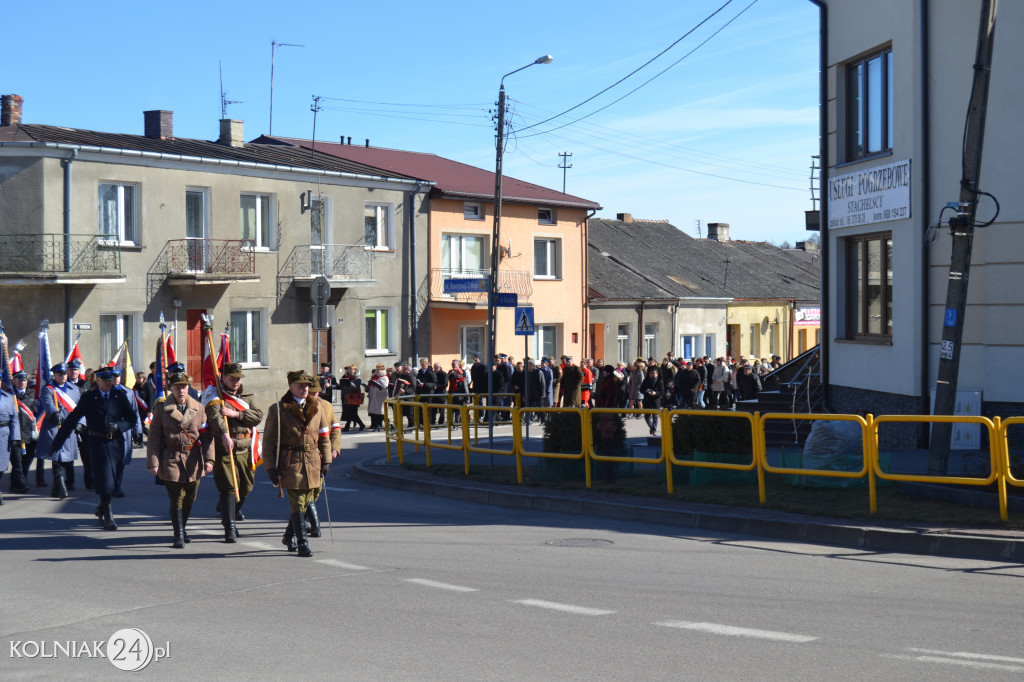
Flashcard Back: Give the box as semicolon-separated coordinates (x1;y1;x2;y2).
257;135;601;210
588;217;820;302
0;124;418;180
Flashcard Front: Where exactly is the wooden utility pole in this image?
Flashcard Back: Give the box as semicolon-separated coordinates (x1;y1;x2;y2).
928;0;999;475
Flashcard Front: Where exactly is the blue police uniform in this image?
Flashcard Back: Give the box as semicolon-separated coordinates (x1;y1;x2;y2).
35;363;82;499
0;390;22;504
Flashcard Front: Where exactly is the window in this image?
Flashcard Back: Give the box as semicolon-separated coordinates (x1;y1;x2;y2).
534;238;561;279
643;323;656;359
442;234;486;274
98;182;137;244
537;208;555;224
229;310;263;365
185;188;208;271
99;313;136;366
704;335;715;359
463;202;483;220
617;324;630;363
749;324;759;357
846;48;893;160
846;232;893;338
365;308;391;354
241;193;273;249
364;203;393;250
768;324;777;356
460;326;484;362
535;325;557;361
681;335;697;360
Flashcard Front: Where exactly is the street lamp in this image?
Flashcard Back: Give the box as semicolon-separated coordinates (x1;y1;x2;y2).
487;54;553;443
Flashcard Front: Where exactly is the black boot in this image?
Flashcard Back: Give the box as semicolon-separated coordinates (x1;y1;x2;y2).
35;459;46;488
305;502;321;538
281;521;297;552
171;508;185;549
51;463;68;500
181;505;192;543
64;461;75;491
220;493;237;543
98;499;118;530
292;512;312;557
235;497;246;521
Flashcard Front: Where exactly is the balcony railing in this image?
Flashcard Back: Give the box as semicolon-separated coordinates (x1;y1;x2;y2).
281;244;375;282
162;239;256;276
0;233;121;276
429;268;532;304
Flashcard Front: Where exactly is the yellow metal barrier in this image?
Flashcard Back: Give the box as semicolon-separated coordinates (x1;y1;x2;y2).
586;409;665;491
758;413;872;509
665;410;760;497
999;416;1024;489
513;407;587;485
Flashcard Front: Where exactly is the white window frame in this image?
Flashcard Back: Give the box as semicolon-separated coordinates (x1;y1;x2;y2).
460;325;485;363
749;324;759;357
365;307;392;355
364;203;394;251
534;237;561;280
463;202;483;221
680;335;698;361
229;309;265;366
617;324;630;363
241;193;274;250
704;334;715;359
185;187;210;272
98;182;138;245
99;313;138;367
442;234;487;274
534;324;558;361
643;323;657;360
537;208;555;225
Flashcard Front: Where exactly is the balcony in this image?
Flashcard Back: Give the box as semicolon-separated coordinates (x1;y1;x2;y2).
428;268;532;306
280;243;376;286
0;233;125;285
154;239;258;286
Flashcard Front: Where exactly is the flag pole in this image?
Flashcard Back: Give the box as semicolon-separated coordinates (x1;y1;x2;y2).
65;331;81;363
0;321;27;465
203;313;240;502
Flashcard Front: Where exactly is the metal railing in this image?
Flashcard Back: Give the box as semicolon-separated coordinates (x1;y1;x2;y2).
381;398;1023;522
428;268;533;303
281;243;375;281
0;233;121;275
160;239;256;276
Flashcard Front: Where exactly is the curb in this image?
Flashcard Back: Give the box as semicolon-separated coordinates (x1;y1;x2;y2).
352;458;1024;562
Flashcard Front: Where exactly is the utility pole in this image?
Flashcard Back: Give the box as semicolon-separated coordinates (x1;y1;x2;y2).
558;151;572;193
928;0;999;475
269;40;304;135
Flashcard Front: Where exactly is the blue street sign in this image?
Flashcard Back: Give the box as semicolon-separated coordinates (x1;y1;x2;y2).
443;277;490;294
514;306;535;336
495;292;518;308
943;308;957;328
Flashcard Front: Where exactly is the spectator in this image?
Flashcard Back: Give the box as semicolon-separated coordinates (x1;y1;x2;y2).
318;363;336;403
738;364;762;401
640;366;664;436
446;362;470;425
338;366;366;432
432;362;449;426
366;369;389;432
710;357;732;410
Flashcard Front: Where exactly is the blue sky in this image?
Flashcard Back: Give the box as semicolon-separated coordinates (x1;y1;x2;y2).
8;0;820;244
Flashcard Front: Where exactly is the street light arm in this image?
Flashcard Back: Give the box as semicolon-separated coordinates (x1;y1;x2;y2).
500;55;554;87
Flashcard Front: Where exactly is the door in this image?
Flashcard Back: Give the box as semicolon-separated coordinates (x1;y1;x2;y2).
186;309;204;385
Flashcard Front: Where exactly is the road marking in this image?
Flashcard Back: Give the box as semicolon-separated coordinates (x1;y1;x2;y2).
654;621;817;643
241;541;277;551
405;578;478;592
511;599;615;616
892;649;1024;672
261;482;358;492
316;559;370;571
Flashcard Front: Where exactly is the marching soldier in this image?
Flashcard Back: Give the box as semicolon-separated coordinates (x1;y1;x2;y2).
35;362;81;499
0;384;22;504
205;362;264;543
262;371;331;558
48;367;137;530
307;374;341;537
8;370;33;495
146;372;215;548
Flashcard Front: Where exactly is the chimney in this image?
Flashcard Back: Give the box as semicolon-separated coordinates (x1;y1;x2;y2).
144;110;173;139
347;137;351;145
1;94;24;127
707;222;730;242
616;213;633;223
218;119;244;147
365;138;370;148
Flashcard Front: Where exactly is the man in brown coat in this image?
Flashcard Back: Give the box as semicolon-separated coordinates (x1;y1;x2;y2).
307;374;342;537
559;356;585;408
262;371;332;558
146;372;215;549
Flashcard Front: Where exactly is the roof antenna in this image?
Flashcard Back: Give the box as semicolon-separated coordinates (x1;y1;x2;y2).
219;61;243;119
695;219;701;238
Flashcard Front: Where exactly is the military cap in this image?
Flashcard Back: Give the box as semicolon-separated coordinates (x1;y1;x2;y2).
309;375;323;393
95;366;120;380
287;370;314;385
221;362;245;378
168;372;191;387
13;370;28;380
67;359;82;369
51;362;68;373
167;362;186;373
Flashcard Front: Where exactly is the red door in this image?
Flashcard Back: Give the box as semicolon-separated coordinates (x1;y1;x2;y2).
186;310;204;385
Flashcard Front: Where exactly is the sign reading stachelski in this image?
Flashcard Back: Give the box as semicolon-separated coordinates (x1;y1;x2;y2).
828;158;911;229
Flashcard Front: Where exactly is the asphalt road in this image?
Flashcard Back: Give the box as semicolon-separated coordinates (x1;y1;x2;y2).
3;431;1024;680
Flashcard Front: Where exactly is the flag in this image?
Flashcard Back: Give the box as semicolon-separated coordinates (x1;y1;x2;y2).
153;333;167;403
165;335;177;365
107;340;137;389
35;327;53;400
201;330;218;389
0;331;13;395
66;334;82;365
216;329;230;370
250;428;263;470
9;350;23;374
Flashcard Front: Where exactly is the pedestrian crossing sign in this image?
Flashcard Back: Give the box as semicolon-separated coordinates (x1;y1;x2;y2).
514;306;535;336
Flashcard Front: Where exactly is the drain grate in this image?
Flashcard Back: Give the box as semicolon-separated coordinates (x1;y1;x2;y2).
545;538;613;547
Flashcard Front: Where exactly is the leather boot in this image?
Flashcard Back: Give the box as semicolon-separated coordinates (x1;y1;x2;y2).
235;497;246;521
171;509;185;549
281;521;297;552
293;512;312;557
305;502;322;538
181;505;193;543
35;460;46;487
51;463;69;500
99;500;118;531
220;492;237;543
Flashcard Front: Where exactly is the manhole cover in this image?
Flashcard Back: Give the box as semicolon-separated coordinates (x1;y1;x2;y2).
545;538;613;547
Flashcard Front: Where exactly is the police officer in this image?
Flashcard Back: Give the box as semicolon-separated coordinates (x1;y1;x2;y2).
205;362;264;542
262;371;331;557
0;383;22;504
35;362;81;499
146;372;215;548
7;370;33;494
112;371;143;497
67;360;94;488
48;366;137;530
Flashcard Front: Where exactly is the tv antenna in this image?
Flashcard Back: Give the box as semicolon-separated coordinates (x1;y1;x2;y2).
269;40;305;135
219;61;244;119
695;219;701;238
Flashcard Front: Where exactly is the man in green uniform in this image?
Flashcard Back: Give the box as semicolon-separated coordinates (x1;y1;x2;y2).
205;362;264;543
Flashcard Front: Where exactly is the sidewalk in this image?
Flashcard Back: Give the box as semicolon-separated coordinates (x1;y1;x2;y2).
351;416;1024;562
